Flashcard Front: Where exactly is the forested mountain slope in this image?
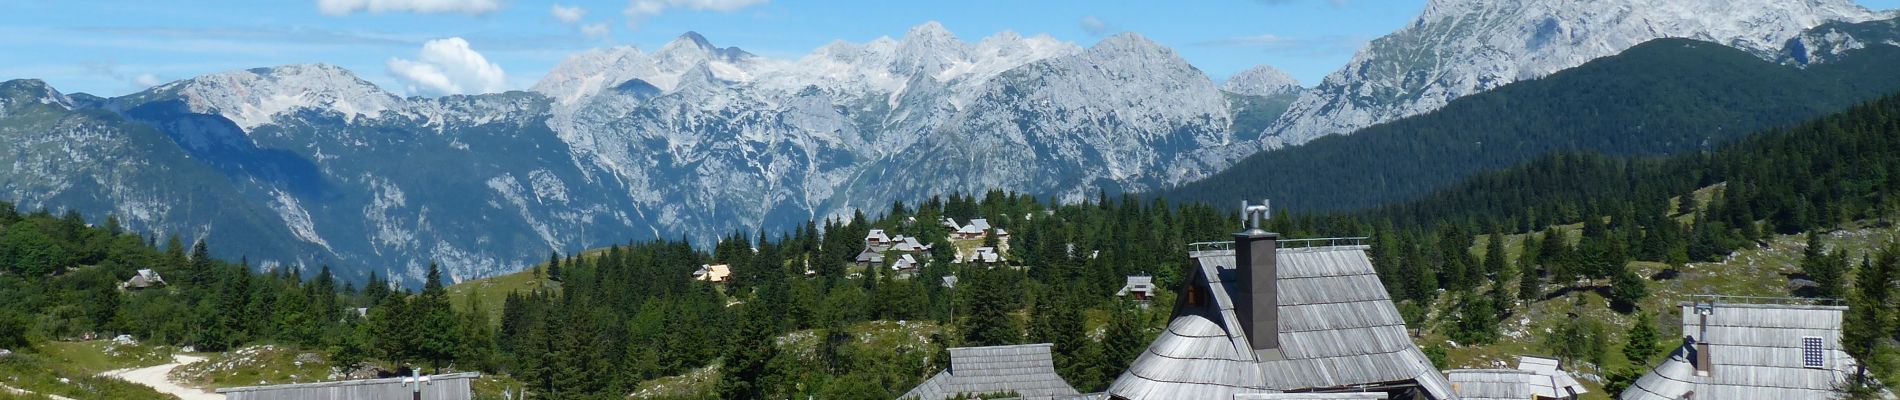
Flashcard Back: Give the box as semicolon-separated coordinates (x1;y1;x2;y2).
1168;37;1900;213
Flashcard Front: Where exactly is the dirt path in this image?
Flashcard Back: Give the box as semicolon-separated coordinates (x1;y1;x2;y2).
100;354;223;400
0;383;77;400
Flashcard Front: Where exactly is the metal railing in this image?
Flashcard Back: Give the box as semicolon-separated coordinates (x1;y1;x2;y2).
1187;236;1369;252
1687;294;1845;307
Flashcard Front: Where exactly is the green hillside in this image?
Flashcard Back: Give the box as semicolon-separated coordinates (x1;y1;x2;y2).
1170;37;1900;213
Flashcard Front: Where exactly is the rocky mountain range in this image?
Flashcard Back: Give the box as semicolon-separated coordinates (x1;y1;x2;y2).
1260;0;1893;147
1;0;1892;283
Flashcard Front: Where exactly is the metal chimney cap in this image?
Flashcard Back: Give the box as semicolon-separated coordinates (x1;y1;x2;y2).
1240;199;1275;234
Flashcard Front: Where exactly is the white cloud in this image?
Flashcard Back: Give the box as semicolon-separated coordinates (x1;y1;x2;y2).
317;0;501;16
386;37;507;96
551;4;587;23
134;73;162;87
623;0;768;26
581;23;611;37
1079;16;1116;37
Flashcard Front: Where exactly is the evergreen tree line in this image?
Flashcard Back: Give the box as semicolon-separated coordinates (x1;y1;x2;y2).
0;206;438;363
484;192;1247;398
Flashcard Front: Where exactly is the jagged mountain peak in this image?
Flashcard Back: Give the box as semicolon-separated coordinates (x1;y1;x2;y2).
532;46;647;104
675;31;714;48
659;31;752;62
905;21;955;41
1265;0;1886;146
139;62;401;131
1091;31;1165;53
1222;65;1302;97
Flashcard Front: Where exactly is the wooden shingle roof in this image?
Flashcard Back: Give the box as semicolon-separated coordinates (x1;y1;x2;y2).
1446;369;1548;400
1117;276;1156;296
1108;246;1453;400
1622;302;1853;400
901;344;1081;400
218;372;478;400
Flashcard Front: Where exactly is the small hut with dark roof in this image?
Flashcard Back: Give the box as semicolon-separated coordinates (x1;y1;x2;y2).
1106;201;1453;400
901;343;1081;400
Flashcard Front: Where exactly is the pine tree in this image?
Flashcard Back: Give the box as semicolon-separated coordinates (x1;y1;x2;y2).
328;318;372;374
456;291;497;372
370;290;417;368
1519;233;1545;301
1042;289;1091;390
961;268;1020;347
272;285;318;346
1676;189;1698;215
1448;292;1500;345
1484;231;1510;281
1608;263;1648;313
549;304;610;397
1540;228;1572;285
717;304;782;399
189;239;213;286
415;263;460;372
1100;304;1144;386
1624;313;1662;366
1845;249;1897;388
1800;232;1847;300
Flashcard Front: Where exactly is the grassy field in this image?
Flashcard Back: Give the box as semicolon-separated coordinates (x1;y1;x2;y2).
0;341;180;399
447;264;561;324
1433;187;1899;399
172;344;338;388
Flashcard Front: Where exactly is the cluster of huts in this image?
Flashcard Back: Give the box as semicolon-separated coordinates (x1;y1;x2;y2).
943;218;1008;241
904;204;1864;400
695;221;1019;285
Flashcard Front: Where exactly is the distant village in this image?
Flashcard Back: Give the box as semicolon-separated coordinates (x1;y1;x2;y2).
694;217;1013;285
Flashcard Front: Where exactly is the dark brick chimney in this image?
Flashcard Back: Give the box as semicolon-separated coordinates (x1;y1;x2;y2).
1235;201;1282;359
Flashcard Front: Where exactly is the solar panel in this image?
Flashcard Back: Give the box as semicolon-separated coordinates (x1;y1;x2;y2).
1803;336;1825;368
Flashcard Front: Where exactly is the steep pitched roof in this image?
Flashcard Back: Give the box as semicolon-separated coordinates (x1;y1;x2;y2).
1515;356;1586;397
901;344;1081;400
1117;276;1156;296
691;264;731;282
1108;246;1454;400
1446;369;1541;400
893;237;930;252
1448;361;1585;400
855;248;884;264
1621;302;1852;400
122;269;166;289
892;254;919;270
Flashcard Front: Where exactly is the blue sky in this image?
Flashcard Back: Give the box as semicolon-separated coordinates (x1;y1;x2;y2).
4;0;1898;97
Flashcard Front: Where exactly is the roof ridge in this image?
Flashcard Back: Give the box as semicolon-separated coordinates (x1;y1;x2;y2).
1678;301;1848;310
950;343;1053;351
